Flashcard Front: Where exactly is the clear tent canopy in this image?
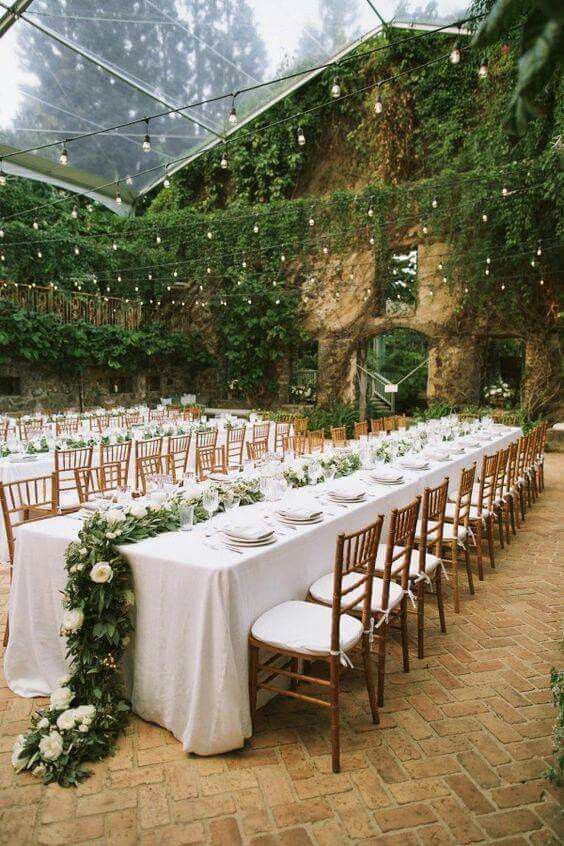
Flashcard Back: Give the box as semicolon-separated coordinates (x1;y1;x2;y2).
0;0;468;214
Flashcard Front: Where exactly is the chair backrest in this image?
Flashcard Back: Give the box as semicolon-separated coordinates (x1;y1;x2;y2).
55;418;80;436
274;422;290;451
525;427;538;468
100;440;131;486
226;426;246;468
307;429;324;453
535;421;548;461
494;446;511;500
330;517;384;653
475;453;498;512
418;479;449;570
136;454;167;494
20;419;44;440
195;428;218;450
252;422;270;443
506;439;519;491
354;421;368;439
166;434;192;481
135;436;163;460
125;413;142;428
54;447;93;494
0;418;9;441
196;445;226;481
282;433;307;456
95;414;111;431
382;498;421;603
0;474;58;562
293;417;308;435
370;418;385;433
394;415;408;430
247;439;268;462
331;426;347;448
75;463;123;503
383;416;397;433
452;463;477;533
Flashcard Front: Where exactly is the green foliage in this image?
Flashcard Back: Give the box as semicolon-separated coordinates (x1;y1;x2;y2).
302;402;359;438
545;667;564;786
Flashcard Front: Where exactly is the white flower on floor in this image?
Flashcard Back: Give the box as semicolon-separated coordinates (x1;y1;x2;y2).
33;763;46;778
90;562;113;583
50;686;74;711
128;502;147;519
11;735;28;771
56;709;77;731
61;607;84;633
39;731;64;761
105;509;126;525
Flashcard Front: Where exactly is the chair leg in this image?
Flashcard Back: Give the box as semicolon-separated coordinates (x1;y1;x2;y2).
3;617;8;648
417;580;425;660
435;568;447;634
361;633;379;725
248;644;259;733
290;657;298;692
496;507;505;549
376;622;387;707
504;501;511;544
509;494;517;534
463;544;474;595
400;597;409;673
452;541;460;614
330;654;340;773
473;521;484;581
486;517;496;569
519;484;526;521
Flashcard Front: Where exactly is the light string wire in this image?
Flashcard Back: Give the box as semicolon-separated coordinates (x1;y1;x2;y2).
0;28;514;224
0;10;488;163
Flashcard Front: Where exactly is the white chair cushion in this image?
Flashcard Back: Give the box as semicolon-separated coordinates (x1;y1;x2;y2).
445;501;488;521
373;544;439;578
448;483;481;503
251;600;363;656
59;489;80;509
415;518;467;544
309;572;404;615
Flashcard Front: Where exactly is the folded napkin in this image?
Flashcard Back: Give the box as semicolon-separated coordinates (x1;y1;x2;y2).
278;499;322;520
399;456;429;469
327;482;366;500
426;448;450;460
369;469;403;482
222;520;272;541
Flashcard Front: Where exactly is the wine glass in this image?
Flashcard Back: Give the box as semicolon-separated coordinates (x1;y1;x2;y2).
202;488;219;534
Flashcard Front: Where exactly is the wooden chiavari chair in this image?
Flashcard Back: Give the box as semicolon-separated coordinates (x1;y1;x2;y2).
274;422;291;452
247;439;269;462
394;415;408;430
331;426;348;448
252;422;270;445
74;463;123;503
55;418;80;437
251;518;383;773
505;439;520;533
166;434;191;482
383;416;397;433
195;428;218;451
0;417;8;441
524;425;542;506
136;454;167;495
134;437;163;490
293;417;308;436
514;434;529;522
354;420;368;439
493;446;511;547
100;441;131;487
186;406;202;420
441;464;476;613
534;422;548;493
307;429;324;453
411;479;450;659
0;473;58;645
19;419;44;440
196;445;226;481
54;446;93;512
226;425;246;470
282;433;307;457
370;418;385;434
95;414;112;432
125;413;143;428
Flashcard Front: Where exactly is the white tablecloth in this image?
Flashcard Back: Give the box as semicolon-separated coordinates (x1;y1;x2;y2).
3;428;520;756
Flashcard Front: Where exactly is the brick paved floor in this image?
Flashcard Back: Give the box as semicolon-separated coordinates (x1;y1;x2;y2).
1;456;562;845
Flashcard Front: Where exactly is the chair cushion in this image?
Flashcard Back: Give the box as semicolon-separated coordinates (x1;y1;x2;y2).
251;600;363;656
309;572;404;614
448;483;481;503
445;501;488;521
416;519;467;544
59;489;80;509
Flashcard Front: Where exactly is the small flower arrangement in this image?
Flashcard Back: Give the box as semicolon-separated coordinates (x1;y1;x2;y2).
290;384;316;403
483;380;514;406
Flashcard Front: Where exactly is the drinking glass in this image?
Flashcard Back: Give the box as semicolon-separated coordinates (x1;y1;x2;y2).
202;488;219;529
182;470;196;487
178;503;194;532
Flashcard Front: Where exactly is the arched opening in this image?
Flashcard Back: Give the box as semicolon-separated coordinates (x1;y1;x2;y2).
362;328;429;416
482;337;525;408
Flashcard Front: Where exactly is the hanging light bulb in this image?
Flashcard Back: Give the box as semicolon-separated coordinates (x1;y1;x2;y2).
142;119;151;152
502;187;508;196
501;283;506;291
309;217;315;226
220;149;228;169
280;254;286;262
537;243;542;256
438;263;443;271
449;40;461;64
163;166;170;188
330;76;341;99
86;203;93;213
374;87;383;115
422;224;428;235
242;259;247;268
275;298;280;305
486;257;491;264
37;250;42;259
247;298;252;305
297;126;306;146
482;213;488;223
71;205;78;219
530;259;536;267
59;144;69;166
148;273;153;281
173;269;178;277
253;222;259;234
74;245;80;255
115;186;122;205
0;161;6;185
112;241;117;250
432;198;438;209
156;235;161;244
207;230;213;239
117;274;121;282
32;220;39;230
369;236;375;245
540;278;544;286
478;58;488;79
228;95;238;126
0;229;4;238
368;207;374;217
126;175;133;186
485;268;490;276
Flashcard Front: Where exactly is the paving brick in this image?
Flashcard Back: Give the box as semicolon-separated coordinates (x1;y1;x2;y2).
375;802;438;832
481;808;543;837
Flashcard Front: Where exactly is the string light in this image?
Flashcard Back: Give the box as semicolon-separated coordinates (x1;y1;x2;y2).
156;235;161;244
253;222;259;234
537;242;542;256
74;245;80;255
112;241;117;250
297;126;306;146
0;229;4;238
308;217;315;226
0;163;6;186
220;149;228;170
37;250;42;259
540;278;544;286
501;283;506;291
502;187;508;196
207;230;213;239
59;144;68;166
449;38;461;64
228;96;238;126
142;119;151;152
478;58;488;79
482;213;488;222
422;224;428;235
374;87;383;114
368;206;374;217
432;198;438;208
163;166;170;188
115;186;122;205
32;220;39;230
71;206;78;219
330;77;341;99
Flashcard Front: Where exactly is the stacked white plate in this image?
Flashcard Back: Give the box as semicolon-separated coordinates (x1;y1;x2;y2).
276;500;324;525
424;448;451;462
8;454;38;463
367;469;404;485
221;520;277;548
398;456;430;471
327;483;366;503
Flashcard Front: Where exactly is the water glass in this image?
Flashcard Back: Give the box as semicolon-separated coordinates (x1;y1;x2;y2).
178;503;194;532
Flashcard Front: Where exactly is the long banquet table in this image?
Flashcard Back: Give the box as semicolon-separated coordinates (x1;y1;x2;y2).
4;427;520;756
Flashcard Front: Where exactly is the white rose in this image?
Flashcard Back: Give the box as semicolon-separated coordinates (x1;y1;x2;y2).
56;709;77;731
74;705;96;721
61;607;84;633
128;502;147;519
37;717;50;730
33;763;46;778
78;723;89;733
79;547;87;556
105;531;118;540
90;562;113;583
105;509;126;525
39;731;64;762
50;686;74;711
11;735;28;771
57;675;71;686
